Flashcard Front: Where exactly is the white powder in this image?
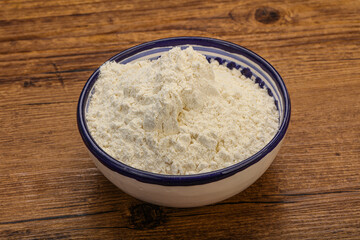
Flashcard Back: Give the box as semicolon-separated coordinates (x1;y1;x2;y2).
86;47;279;175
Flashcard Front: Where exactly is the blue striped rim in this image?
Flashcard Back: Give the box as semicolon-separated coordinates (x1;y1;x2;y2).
77;37;291;186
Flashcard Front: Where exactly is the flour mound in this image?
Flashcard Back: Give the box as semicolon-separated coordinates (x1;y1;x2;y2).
86;47;279;175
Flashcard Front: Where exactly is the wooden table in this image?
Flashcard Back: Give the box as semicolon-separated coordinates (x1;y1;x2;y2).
1;0;359;239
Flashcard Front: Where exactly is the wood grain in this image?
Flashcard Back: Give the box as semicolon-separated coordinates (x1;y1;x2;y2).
0;0;359;239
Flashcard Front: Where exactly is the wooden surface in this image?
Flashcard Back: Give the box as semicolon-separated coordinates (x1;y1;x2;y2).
0;0;359;239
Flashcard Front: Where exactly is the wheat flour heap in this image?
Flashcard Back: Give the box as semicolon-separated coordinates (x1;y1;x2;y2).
86;47;279;175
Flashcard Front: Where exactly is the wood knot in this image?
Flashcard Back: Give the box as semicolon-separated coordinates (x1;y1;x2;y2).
255;7;280;24
129;203;165;230
23;80;36;88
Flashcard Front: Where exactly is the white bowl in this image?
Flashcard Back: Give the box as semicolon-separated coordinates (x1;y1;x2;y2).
77;37;291;208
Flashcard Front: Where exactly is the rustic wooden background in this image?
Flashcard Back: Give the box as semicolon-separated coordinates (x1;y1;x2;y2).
0;0;359;239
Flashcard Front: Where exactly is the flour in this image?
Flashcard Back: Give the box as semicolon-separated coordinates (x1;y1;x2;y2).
86;47;279;175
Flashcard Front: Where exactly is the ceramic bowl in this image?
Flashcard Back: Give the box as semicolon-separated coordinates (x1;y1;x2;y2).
77;37;291;207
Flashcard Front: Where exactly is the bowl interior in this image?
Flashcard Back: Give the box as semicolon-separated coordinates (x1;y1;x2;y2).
86;44;285;126
78;37;290;186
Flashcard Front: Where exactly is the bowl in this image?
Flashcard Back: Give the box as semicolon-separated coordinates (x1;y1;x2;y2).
77;37;291;208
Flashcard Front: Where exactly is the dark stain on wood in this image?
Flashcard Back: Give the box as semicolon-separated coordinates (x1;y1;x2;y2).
255;6;281;24
129;204;166;230
23;80;36;88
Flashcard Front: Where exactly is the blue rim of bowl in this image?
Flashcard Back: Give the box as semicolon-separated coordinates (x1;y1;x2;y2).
77;37;291;186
